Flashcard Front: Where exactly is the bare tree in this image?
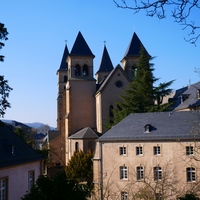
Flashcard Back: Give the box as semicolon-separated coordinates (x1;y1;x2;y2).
113;0;200;45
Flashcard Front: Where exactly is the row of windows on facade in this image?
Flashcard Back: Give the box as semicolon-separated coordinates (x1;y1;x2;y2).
0;171;35;200
119;145;194;156
119;165;196;182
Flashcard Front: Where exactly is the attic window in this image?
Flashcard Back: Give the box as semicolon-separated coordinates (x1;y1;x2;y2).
197;90;200;99
144;124;151;133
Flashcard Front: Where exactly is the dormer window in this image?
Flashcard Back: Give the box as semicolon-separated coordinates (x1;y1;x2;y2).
144;124;151;133
197;90;200;99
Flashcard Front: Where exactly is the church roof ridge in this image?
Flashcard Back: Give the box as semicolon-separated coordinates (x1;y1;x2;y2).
96;45;114;74
70;31;95;57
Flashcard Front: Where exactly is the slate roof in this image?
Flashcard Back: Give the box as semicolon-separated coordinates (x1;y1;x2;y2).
175;82;200;111
0;121;43;168
70;31;94;57
58;44;69;71
98;111;200;142
68;127;99;139
96;45;114;74
123;32;149;59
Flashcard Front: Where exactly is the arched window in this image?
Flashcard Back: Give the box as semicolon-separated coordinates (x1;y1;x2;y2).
75;142;79;151
82;65;88;76
75;65;81;76
88;141;93;151
109;105;114;123
64;75;67;82
120;165;128;180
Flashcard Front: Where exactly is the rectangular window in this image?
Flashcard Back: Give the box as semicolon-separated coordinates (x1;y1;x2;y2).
154;166;162;181
120;166;128;180
136;166;144;180
0;177;8;200
136;146;143;155
186;146;194;156
187;167;196;182
120;147;127;156
121;191;128;200
154;146;161;155
28;171;35;192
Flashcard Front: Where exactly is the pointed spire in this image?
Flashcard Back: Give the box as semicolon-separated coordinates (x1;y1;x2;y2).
59;44;69;70
70;31;94;57
123;32;149;58
96;45;114;73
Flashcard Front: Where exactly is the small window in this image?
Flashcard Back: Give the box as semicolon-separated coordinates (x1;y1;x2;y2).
121;191;128;200
28;171;35;192
154;166;162;181
109;105;114;124
115;80;123;88
120;165;128;180
0;177;8;200
136;166;144;180
75;142;79;151
75;64;81;76
82;65;88;76
154;146;161;155
64;75;67;82
120;147;126;156
136;146;143;155
186;146;194;156
187;167;196;182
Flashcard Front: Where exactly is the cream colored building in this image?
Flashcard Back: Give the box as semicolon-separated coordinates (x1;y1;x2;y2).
93;111;200;200
53;31;146;166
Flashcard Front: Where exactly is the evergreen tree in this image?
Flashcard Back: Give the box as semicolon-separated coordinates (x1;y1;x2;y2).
65;150;93;187
111;47;174;125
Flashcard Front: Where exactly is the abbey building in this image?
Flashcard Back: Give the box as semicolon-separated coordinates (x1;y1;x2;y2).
53;31;148;166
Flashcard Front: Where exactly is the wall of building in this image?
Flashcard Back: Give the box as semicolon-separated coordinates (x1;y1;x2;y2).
93;141;200;199
0;161;41;200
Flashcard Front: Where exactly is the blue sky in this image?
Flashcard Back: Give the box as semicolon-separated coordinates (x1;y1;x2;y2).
0;0;199;127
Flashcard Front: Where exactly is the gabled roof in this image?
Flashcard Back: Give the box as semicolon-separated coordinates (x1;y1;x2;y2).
98;111;200;142
95;64;130;94
70;32;94;57
96;45;114;74
123;32;149;59
68;127;99;139
175;82;200;111
0;121;42;168
58;44;69;71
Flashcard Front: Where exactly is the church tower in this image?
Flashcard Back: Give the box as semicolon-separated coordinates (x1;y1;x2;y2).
60;32;96;165
121;32;149;80
57;44;69;131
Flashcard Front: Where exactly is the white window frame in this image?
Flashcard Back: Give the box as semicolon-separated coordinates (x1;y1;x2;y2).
0;177;8;200
121;191;128;200
186;146;194;156
187;167;196;182
154;166;162;181
119;146;127;156
120;165;128;180
136;166;144;180
136;146;143;155
154;145;161;155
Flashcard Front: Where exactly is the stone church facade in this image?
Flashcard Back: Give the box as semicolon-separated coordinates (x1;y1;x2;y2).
53;31;146;166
